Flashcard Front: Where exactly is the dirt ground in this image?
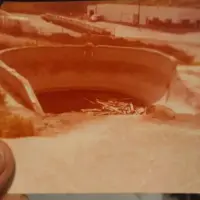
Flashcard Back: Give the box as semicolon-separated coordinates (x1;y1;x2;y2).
4;114;200;193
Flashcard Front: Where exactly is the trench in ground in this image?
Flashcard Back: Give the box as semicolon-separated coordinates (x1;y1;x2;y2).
36;89;145;114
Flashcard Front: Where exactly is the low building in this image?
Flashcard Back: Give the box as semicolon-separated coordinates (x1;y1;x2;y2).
87;4;200;28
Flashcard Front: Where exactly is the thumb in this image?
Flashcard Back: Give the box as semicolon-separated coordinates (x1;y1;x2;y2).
0;140;15;196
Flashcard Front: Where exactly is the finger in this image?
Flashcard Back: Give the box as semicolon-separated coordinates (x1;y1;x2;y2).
0;140;16;196
1;194;29;200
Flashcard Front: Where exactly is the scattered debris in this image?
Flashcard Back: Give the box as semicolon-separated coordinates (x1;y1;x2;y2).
81;99;146;116
80;99;176;121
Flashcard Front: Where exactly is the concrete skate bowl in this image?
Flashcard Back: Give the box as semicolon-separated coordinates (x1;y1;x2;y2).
0;45;177;114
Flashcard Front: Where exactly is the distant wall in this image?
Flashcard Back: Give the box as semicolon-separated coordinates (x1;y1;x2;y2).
88;4;200;25
0;45;177;107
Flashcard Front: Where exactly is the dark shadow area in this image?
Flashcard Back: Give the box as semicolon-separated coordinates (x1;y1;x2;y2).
167;194;200;200
36;89;144;114
0;44;9;51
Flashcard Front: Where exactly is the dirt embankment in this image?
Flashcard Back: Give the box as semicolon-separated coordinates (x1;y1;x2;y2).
0;31;194;65
0;10;82;46
0;20;79;46
41;14;111;35
0;9;195;64
34;13;195;64
0;33;58;51
2;2;87;15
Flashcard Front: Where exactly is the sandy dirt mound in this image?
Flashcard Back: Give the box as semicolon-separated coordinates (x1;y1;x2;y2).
0;10;10;16
0;33;58;50
164;66;200;114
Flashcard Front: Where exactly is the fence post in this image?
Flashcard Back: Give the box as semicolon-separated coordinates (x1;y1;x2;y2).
120;12;123;23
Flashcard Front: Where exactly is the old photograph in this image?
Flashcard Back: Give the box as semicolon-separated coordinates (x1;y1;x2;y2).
0;0;200;194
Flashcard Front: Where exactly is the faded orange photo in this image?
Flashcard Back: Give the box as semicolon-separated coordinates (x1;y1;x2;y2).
0;0;200;194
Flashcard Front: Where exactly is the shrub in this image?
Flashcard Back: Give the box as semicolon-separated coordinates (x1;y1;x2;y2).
41;14;112;35
0;90;5;105
0;109;36;138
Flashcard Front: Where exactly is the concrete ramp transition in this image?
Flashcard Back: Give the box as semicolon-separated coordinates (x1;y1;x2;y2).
0;59;43;115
